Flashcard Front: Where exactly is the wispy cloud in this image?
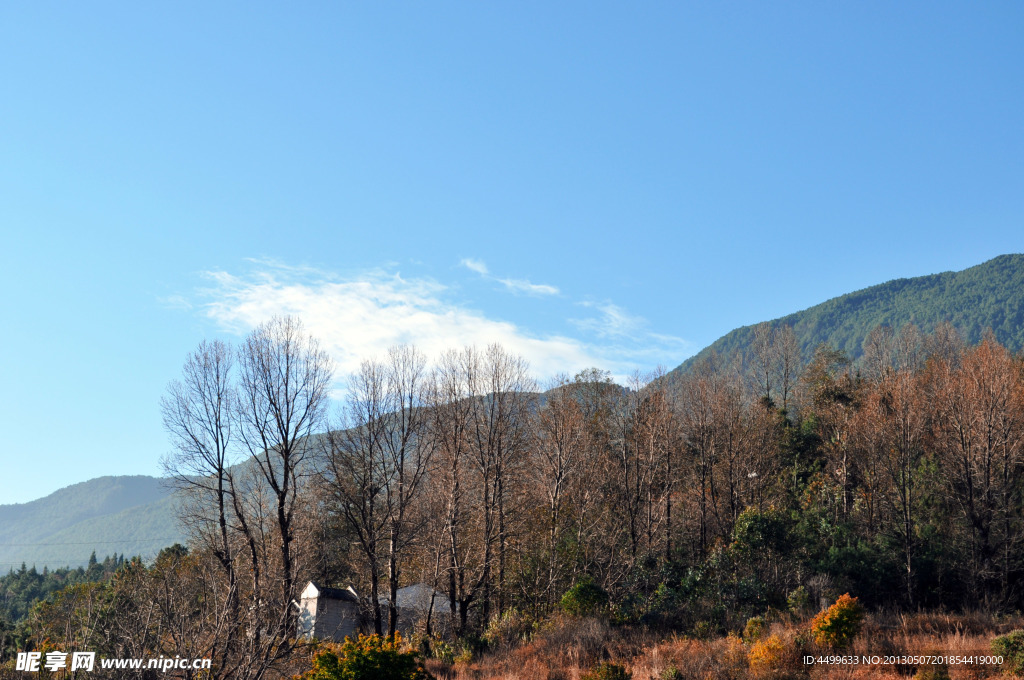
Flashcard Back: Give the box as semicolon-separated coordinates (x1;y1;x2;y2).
571;302;644;338
461;257;559;296
569;301;694;369
158;294;193;311
459;258;489;276
193;261;693;384
497;278;560;296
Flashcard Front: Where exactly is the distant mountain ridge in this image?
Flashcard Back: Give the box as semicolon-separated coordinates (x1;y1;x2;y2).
0;476;185;570
671;254;1024;376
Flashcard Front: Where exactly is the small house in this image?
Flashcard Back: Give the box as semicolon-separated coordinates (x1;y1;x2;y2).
296;581;362;642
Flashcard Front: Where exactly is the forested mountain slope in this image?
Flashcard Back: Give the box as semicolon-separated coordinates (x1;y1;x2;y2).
671;253;1024;375
0;476;184;570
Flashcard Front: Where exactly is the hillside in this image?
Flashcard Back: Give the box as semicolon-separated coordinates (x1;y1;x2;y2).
671;253;1024;375
0;476;185;570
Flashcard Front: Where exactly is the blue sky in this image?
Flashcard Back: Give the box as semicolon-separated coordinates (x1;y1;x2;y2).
1;2;1022;505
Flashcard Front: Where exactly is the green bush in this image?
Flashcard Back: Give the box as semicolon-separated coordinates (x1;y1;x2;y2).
992;629;1024;674
560;576;609;617
299;634;433;680
660;665;681;680
744;615;766;642
580;662;631;680
787;586;810;615
691;620;715;640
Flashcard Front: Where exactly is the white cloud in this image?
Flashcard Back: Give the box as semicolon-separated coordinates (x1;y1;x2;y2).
461;257;559;296
200;263;597;379
497;278;560;296
571;302;636;337
194;261;693;385
459;258;489;275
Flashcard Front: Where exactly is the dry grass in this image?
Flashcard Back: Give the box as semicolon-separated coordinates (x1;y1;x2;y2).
420;611;1024;680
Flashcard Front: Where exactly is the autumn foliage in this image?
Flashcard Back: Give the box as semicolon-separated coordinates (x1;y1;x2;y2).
810;593;865;649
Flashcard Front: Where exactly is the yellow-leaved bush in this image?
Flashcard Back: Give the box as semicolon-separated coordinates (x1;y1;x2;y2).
810;593;864;649
748;634;786;672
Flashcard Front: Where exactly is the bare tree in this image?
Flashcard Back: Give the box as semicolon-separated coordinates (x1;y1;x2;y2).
534;374;587;604
750;323;801;413
322;358;390;634
862;325;896;382
751;322;777;406
855;367;927;605
236;316;333;631
380;346;436;637
160;340;240;671
676;355;722;556
774;324;801;412
466;344;536;622
430;347;479;634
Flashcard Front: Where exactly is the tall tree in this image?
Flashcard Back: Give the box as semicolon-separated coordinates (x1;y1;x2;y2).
322;358;390;634
381;345;436;637
160;340;240;670
236;316;333;630
533;375;587;604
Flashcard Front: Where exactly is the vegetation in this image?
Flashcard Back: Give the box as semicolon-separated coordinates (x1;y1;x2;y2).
298;635;433;680
11;297;1024;678
580;662;631;680
809;594;864;649
560;576;609;617
992;630;1024;675
0;552;127;659
0;552;125;624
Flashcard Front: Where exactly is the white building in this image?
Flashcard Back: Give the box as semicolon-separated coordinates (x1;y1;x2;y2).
296;582;362;642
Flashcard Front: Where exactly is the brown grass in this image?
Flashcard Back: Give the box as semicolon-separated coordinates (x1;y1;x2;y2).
420;611;1024;680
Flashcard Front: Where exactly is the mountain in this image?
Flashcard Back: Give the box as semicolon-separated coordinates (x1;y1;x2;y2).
0;476;185;571
671;254;1024;375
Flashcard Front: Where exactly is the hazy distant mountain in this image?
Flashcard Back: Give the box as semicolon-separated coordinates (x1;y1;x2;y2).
671;254;1024;376
0;476;185;570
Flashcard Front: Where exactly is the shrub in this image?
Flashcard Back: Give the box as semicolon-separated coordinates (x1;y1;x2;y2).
786;586;810;615
810;593;864;649
748;634;785;673
482;608;536;649
691;620;714;640
744;616;766;642
992;629;1024;674
560;576;609;617
580;662;631;680
298;634;433;680
912;657;950;680
428;637;454;665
